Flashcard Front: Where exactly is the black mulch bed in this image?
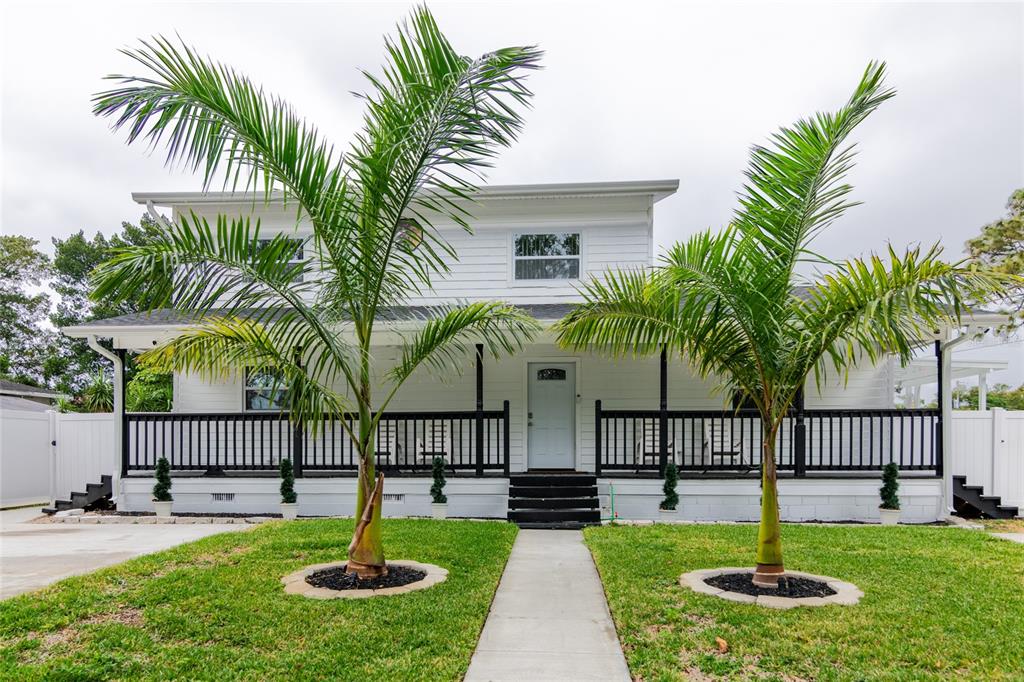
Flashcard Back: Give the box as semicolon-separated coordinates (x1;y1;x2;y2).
705;572;836;598
306;564;427;591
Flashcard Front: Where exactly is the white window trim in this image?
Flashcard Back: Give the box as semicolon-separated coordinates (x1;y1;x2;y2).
255;236;306;280
509;230;583;285
242;367;288;413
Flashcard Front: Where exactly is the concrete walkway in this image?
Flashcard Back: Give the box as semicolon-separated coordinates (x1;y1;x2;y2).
0;508;247;600
465;529;630;681
992;532;1024;543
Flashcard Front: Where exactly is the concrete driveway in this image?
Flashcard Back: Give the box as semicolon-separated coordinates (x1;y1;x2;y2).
0;507;248;600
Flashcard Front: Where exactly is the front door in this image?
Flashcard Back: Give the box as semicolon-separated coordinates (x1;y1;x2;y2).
527;362;575;469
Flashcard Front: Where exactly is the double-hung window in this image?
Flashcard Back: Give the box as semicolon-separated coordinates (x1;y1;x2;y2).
255;237;305;282
512;233;580;280
244;368;288;411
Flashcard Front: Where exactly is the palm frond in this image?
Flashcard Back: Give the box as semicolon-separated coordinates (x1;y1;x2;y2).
344;6;542;318
796;244;1018;386
734;61;895;279
140;316;352;432
386;302;540;388
93;36;345;217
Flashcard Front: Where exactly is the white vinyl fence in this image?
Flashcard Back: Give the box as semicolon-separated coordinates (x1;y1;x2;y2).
0;410;114;508
951;408;1024;511
0;410;52;507
52;413;115;502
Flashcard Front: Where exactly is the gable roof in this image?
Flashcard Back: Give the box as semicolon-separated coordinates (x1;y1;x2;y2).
132;179;680;208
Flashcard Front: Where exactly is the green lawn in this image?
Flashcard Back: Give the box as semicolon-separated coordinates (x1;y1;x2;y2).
585;523;1024;681
0;519;516;681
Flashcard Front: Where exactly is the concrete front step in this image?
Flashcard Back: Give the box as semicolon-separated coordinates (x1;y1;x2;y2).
508;508;601;524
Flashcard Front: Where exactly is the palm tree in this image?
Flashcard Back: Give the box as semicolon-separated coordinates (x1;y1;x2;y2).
554;62;1014;587
90;7;542;578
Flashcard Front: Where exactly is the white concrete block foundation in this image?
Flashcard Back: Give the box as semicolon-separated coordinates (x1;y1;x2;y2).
120;476;509;518
600;477;944;523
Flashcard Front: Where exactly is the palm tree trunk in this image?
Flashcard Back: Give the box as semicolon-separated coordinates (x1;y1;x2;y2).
346;377;387;578
753;426;784;587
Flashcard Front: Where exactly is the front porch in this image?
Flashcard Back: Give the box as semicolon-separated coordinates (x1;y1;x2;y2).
118;341;942;481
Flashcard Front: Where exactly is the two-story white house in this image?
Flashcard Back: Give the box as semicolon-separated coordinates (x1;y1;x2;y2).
63;180;1011;525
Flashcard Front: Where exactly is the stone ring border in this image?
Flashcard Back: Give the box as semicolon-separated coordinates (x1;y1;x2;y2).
679;567;863;609
282;560;448;600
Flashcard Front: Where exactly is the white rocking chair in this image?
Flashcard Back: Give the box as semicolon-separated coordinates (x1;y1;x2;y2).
634;421;676;471
374;420;399;468
701;418;747;472
415;420;452;467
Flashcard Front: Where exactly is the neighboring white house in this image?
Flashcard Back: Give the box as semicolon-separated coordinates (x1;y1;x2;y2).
61;180;1014;524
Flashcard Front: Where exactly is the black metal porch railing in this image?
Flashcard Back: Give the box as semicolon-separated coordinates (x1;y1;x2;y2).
124;402;511;477
594;400;940;476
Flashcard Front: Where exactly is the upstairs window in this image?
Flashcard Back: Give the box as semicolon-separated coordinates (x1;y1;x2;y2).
513;233;580;280
244;368;288;411
255;237;305;282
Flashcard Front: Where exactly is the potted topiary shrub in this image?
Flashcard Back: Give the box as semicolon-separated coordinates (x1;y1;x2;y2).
280;457;298;520
153;456;173;517
659;461;679;519
879;461;900;525
430;456;447;519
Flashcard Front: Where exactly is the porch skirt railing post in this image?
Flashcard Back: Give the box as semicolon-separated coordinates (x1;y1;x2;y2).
502;400;511;477
292;417;305;478
594;400;603;477
794;389;806;477
475;409;484;477
658;406;668;477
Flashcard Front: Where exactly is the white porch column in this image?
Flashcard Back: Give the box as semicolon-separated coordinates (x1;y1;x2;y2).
86;335;124;508
978;371;988;411
939;332;969;514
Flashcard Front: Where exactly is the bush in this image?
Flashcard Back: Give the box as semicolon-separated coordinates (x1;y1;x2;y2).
430;456;447;504
80;372;113;412
660;461;679;510
153;456;173;502
880;462;900;510
127;368;173;412
280;458;297;504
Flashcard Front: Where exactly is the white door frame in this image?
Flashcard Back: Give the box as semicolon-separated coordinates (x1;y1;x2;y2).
521;356;582;471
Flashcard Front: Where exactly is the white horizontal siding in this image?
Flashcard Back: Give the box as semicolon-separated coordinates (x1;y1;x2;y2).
173;194;654;306
173;372;240;413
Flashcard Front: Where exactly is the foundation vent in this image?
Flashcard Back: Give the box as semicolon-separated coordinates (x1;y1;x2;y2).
211;492;236;502
382;493;405;503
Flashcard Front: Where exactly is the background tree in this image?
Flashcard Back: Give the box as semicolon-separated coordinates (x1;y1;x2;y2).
967;189;1023;327
91;7;541;577
555;63;1014;587
49;216;163;394
953;381;1024;410
0;235;55;386
126;368;173;412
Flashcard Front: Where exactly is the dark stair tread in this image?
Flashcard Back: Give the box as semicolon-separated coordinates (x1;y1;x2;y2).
509;485;597;498
42;475;114;515
511;474;596;487
954;476;1018;520
508;497;599;510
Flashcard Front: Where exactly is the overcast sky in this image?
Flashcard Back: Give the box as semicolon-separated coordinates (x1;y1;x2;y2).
2;0;1022;382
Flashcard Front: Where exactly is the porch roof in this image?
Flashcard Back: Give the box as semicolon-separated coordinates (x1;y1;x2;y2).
62;304;578;337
